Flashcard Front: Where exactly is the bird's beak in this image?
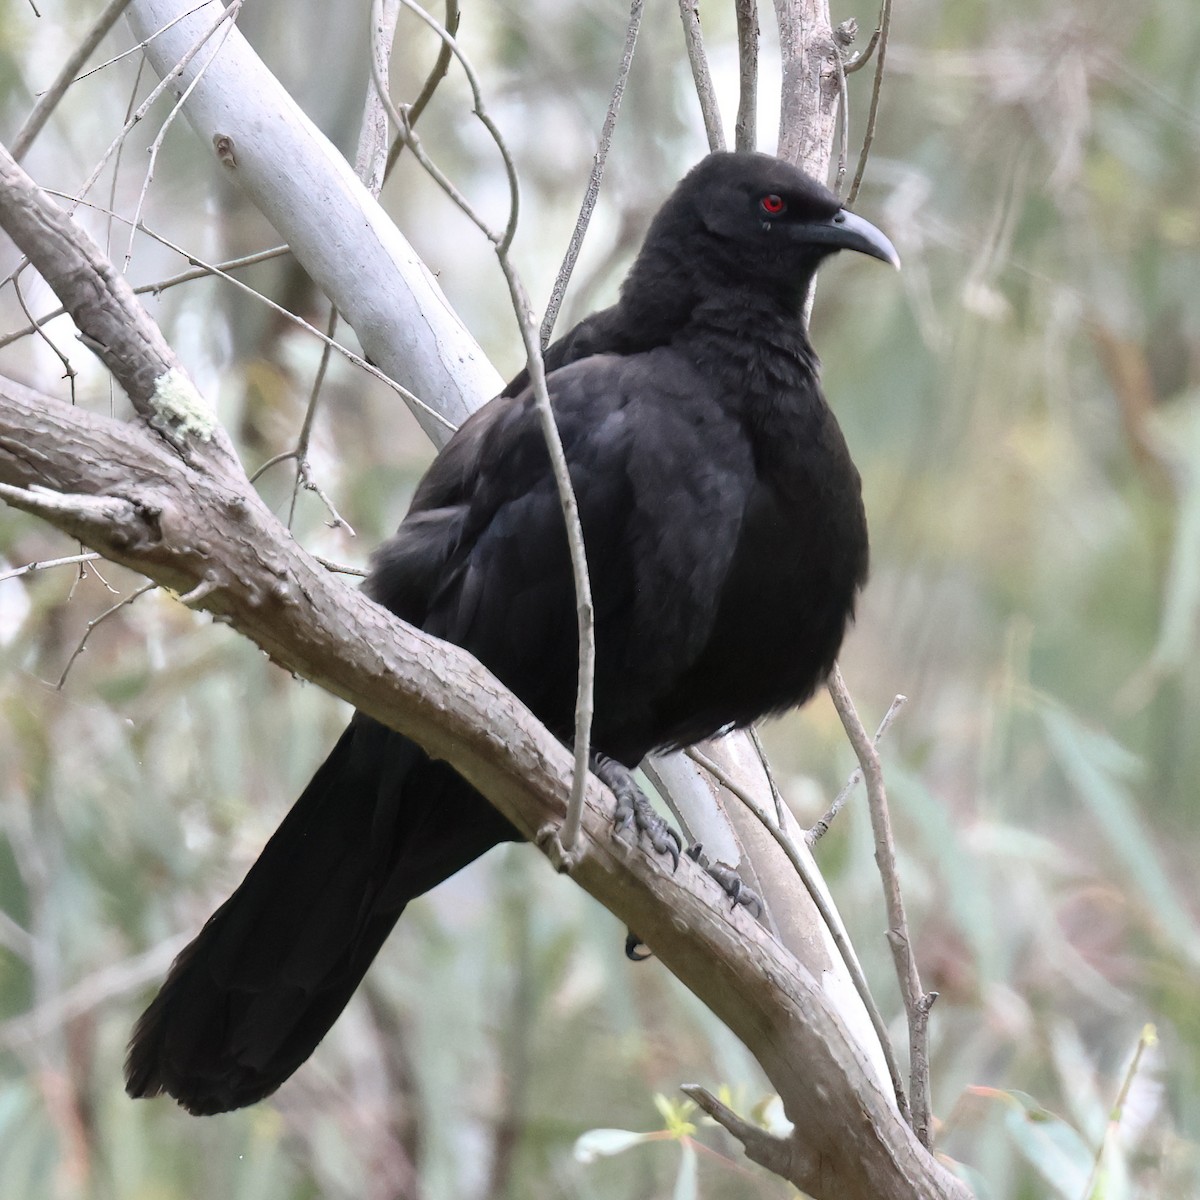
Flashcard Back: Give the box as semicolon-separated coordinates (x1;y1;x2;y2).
800;209;900;269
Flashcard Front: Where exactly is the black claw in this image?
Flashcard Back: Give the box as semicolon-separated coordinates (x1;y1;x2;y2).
625;931;652;961
686;843;765;919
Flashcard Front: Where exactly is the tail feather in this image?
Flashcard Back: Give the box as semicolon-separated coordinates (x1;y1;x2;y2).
125;715;517;1115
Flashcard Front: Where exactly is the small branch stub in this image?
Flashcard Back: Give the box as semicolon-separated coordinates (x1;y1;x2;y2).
213;133;237;167
535;822;585;873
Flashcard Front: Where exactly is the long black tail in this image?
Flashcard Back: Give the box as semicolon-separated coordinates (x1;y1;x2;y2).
125;714;519;1115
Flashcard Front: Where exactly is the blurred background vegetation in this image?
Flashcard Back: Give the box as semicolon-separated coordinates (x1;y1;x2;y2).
1;0;1198;1196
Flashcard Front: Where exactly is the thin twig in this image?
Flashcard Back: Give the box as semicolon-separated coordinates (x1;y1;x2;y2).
846;0;893;206
677;0;726;151
540;0;643;346
56;1;211;87
106;54;147;368
311;554;368;578
808;692;906;843
10;0;134;162
733;0;759;152
685;744;911;1123
827;665;935;1146
844;21;883;74
286;305;354;534
380;0;597;857
124;0;245;272
383;0;460;181
1079;1024;1157;1200
747;724;786;826
12;272;76;394
0;552;100;584
0;246;291;351
56;581;156;689
42;191;457;435
832;21;857;198
66;0;244;222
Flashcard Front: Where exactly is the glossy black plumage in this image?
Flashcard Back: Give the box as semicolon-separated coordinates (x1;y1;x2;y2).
125;151;896;1115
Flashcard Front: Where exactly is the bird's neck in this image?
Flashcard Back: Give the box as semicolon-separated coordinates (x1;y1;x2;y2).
673;288;835;480
677;288;820;390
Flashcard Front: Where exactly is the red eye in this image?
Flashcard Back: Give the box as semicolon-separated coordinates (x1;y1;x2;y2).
760;194;786;216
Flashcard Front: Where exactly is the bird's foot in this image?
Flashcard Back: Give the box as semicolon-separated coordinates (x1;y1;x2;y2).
686;844;765;918
591;752;681;870
623;845;764;962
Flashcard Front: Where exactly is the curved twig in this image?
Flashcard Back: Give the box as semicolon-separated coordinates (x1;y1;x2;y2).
540;0;644;346
383;0;459;181
374;0;598;855
685;744;911;1124
846;0;893;206
56;581;157;689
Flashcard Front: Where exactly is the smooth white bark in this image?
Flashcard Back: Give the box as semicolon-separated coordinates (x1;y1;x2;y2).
126;0;500;443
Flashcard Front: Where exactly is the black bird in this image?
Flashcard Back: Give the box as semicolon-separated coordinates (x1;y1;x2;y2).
125;151;898;1115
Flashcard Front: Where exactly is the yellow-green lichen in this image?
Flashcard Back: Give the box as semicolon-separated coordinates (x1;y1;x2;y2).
151;367;215;441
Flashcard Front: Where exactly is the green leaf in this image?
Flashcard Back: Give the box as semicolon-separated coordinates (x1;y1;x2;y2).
997;1089;1095;1198
1040;700;1200;959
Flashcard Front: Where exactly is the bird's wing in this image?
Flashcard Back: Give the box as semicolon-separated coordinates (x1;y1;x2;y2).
371;347;754;758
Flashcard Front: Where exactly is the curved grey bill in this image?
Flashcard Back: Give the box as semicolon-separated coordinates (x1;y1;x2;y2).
803;208;901;269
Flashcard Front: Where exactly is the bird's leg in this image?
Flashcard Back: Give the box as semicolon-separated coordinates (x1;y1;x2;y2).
592;757;763;962
591;752;681;870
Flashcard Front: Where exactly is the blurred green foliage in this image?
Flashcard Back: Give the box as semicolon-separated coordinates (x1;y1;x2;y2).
1;0;1198;1197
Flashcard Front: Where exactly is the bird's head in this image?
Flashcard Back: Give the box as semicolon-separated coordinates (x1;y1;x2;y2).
623;151;898;322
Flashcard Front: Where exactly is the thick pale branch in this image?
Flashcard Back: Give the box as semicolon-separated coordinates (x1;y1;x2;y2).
125;0;500;445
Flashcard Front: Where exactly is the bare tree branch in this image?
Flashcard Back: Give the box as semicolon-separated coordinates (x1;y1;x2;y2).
0;552;99;584
685;744;911;1123
828;666;937;1147
846;0;894;205
125;0;502;444
541;0;644;345
383;0;460;180
10;0;133;162
734;0;760;151
773;0;839;180
677;0;726;151
374;0;597;859
808;692;907;841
